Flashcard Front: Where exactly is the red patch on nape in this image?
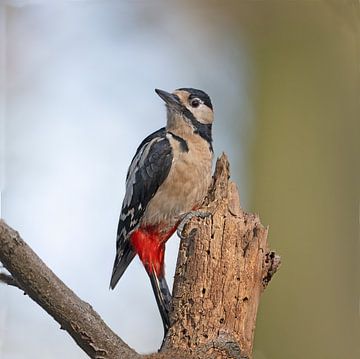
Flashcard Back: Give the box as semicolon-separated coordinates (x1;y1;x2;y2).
130;224;177;277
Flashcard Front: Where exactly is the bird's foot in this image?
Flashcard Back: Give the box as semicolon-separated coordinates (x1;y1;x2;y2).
177;210;211;239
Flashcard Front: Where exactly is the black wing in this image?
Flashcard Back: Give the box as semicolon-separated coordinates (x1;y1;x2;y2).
110;128;173;289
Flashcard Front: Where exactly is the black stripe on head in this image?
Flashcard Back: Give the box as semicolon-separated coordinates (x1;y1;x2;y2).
195;123;213;152
181;106;213;152
176;88;213;110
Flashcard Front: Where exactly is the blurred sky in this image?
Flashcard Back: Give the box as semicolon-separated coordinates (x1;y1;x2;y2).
0;1;251;358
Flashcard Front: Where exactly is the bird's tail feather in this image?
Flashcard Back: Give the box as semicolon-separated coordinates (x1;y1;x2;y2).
109;242;136;289
148;269;171;334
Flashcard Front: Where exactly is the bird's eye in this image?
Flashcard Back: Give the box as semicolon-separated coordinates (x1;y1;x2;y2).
190;98;200;108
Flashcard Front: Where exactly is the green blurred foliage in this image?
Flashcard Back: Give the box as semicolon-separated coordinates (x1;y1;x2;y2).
225;1;360;358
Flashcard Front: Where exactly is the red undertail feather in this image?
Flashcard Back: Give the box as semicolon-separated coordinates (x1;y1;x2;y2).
130;225;177;277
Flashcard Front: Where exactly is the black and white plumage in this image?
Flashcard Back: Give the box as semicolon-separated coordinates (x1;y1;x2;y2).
110;87;214;334
110;128;173;288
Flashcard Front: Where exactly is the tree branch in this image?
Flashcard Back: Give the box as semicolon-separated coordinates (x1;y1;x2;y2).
0;154;280;359
0;271;20;288
0;219;141;359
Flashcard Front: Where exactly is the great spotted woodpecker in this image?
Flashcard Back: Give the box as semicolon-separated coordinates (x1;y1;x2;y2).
110;88;214;334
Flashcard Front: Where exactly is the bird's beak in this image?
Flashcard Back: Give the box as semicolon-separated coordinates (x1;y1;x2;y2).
155;89;180;108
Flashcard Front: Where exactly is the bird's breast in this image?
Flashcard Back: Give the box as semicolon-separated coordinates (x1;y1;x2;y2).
141;133;212;229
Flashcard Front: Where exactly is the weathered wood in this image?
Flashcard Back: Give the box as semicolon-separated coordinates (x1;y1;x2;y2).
161;154;280;359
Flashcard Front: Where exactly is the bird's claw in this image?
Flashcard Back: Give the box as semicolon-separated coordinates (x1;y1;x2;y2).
177;210;211;239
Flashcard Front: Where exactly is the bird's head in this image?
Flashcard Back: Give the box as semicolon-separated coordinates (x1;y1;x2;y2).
155;88;214;131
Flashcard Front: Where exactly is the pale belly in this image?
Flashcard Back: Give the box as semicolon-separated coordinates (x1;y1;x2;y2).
141;147;212;230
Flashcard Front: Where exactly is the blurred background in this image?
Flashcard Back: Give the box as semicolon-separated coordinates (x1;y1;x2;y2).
0;1;359;358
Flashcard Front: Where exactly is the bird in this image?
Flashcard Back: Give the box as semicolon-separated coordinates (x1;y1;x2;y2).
110;87;214;334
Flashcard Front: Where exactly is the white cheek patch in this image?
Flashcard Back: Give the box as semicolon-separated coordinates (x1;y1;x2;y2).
187;104;213;125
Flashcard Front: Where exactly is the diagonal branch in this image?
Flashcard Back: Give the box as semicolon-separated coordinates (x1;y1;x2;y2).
0;219;141;359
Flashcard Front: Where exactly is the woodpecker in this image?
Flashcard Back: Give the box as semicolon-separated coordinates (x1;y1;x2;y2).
110;87;214;334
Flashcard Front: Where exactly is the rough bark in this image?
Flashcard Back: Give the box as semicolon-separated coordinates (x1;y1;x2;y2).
160;154;280;358
0;154;280;359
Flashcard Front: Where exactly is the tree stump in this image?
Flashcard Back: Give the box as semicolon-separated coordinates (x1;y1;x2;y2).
161;154;280;359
